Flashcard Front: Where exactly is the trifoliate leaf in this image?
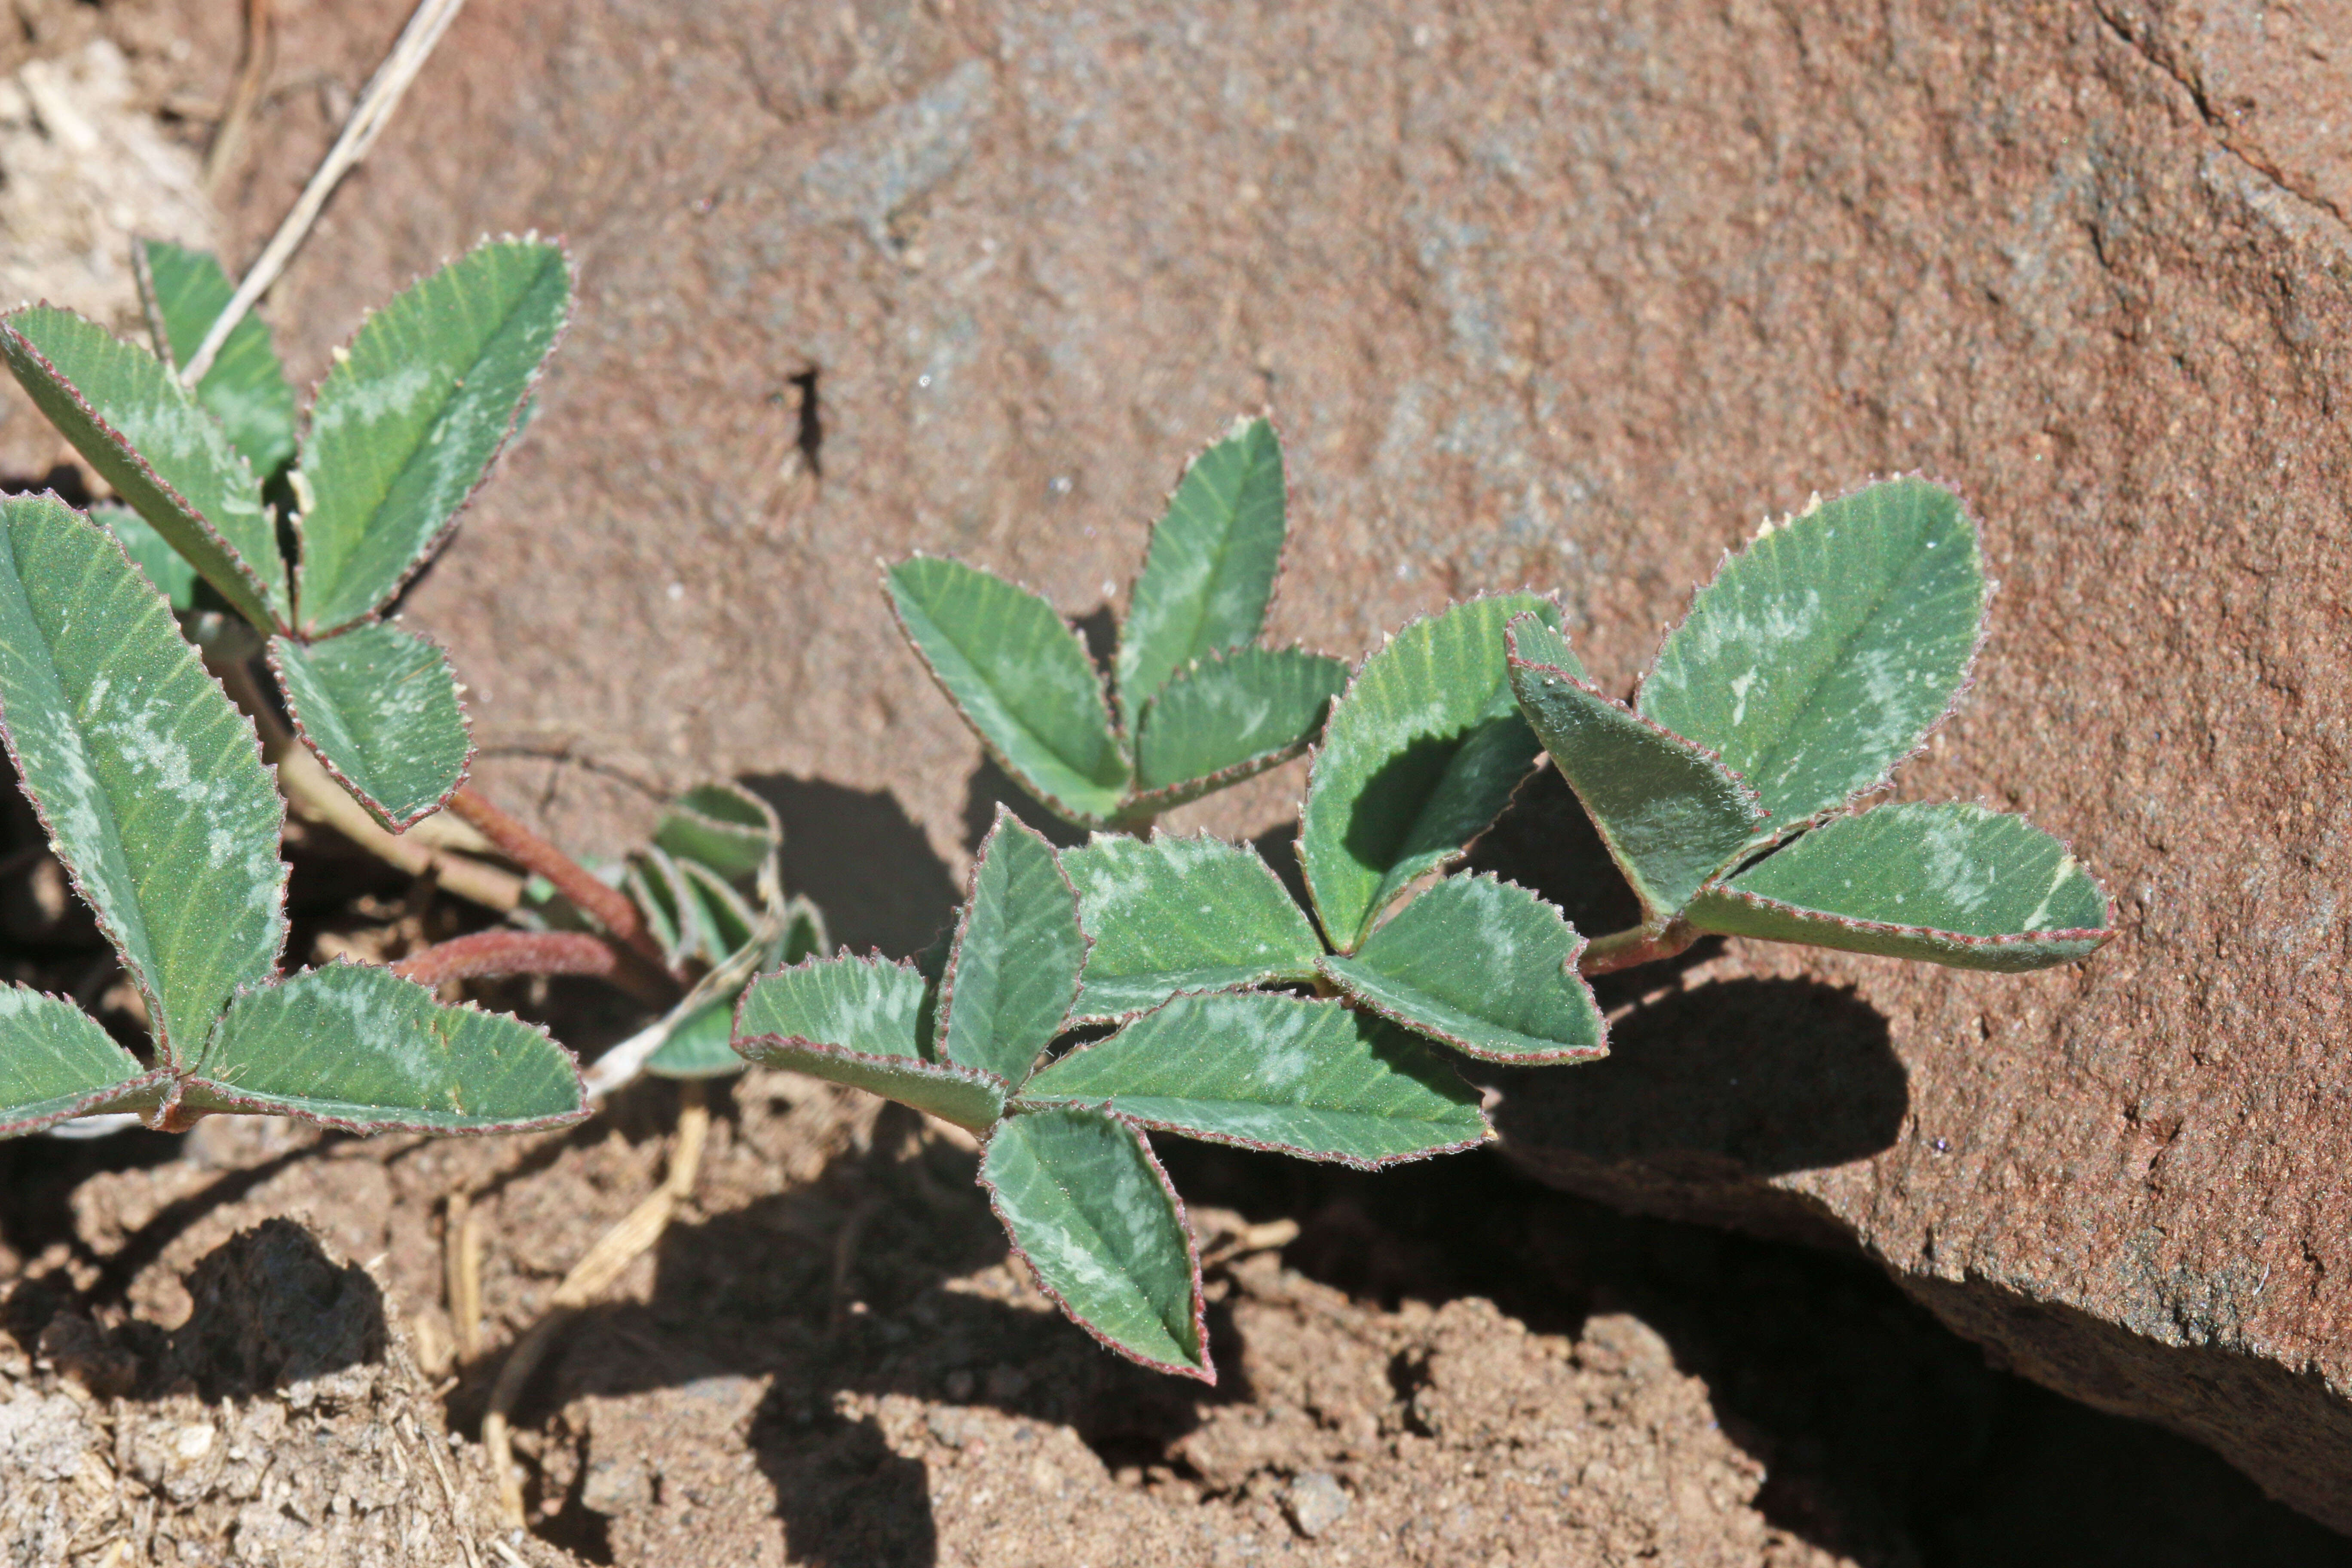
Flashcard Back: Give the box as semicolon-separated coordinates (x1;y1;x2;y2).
654;781;778;881
185;962;585;1132
1640;478;1988;836
1507;614;1765;922
268;622;472;832
733;953;1007;1130
294;238;571;634
1686;802;2112;971
1299;594;1554;952
982;1106;1210;1380
1320;873;1605;1063
1060;833;1322;1023
0;306;287;629
938;808;1088;1084
1018;992;1488;1166
1131;646;1348;805
1114;414;1287;731
0;984;171;1138
888;556;1130;826
135;239;298;478
0;496;285;1067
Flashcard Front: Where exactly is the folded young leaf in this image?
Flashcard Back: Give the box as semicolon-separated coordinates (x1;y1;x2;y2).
1019;992;1488;1166
677;858;760;961
733;952;1008;1129
135;239;298;479
0;984;172;1138
1131;646;1348;802
96;504;199;613
186;962;586;1133
1686;802;2112;971
268;622;473;832
294;238;572;635
889;556;1130;826
654;781;778;881
1114;414;1287;731
1060;833;1323;1023
625;847;701;970
939;809;1089;1084
1640;478;1988;837
643;992;746;1080
1508;614;1765;922
0;306;287;630
0;496;285;1068
1300;594;1556;952
1320;873;1605;1064
982;1106;1211;1380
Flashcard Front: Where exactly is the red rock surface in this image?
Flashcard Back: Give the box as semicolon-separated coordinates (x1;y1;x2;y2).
3;0;2346;1535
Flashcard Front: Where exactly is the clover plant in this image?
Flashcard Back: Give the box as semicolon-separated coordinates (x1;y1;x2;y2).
743;435;2112;1381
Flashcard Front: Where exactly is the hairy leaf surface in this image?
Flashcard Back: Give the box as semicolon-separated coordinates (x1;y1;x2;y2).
889;557;1129;824
295;239;570;634
1114;415;1286;730
270;622;472;832
1509;615;1764;920
982;1106;1209;1379
190;963;585;1131
136;239;298;478
1640;478;1986;834
97;505;199;612
734;953;1007;1128
0;496;284;1066
1687;802;2111;970
654;781;778;881
1061;833;1322;1023
939;810;1087;1084
1300;594;1554;952
1020;992;1487;1166
0;984;170;1137
1;306;286;628
1132;646;1347;799
1321;874;1605;1063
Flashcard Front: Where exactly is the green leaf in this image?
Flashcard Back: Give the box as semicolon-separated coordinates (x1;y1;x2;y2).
0;985;172;1138
643;992;747;1079
1298;594;1556;952
1686;802;2112;971
1640;478;1988;835
733;953;1007;1130
888;556;1130;826
1019;992;1488;1166
0;496;285;1067
0;306;287;630
654;781;778;881
268;622;472;832
135;239;298;478
1320;874;1605;1064
781;898;828;965
625;848;699;970
294;238;572;634
1131;646;1348;802
1508;614;1765;921
185;962;586;1132
1060;833;1323;1023
1113;414;1287;730
981;1106;1209;1379
939;809;1088;1084
95;504;199;612
677;859;759;962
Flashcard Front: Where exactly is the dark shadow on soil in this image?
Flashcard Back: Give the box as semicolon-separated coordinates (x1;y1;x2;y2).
960;755;1089;854
740;774;962;959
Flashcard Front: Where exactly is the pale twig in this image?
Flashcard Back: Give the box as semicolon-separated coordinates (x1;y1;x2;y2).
181;0;469;384
446;1191;483;1362
202;0;276;195
482;1085;707;1525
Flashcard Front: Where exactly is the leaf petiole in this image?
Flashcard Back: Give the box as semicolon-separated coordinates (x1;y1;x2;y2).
1577;919;1700;977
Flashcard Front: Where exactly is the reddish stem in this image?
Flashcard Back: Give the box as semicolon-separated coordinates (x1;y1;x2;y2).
1577;919;1700;977
393;928;675;1005
448;788;669;971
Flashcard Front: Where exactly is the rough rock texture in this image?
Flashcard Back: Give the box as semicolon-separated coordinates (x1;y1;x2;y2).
1;0;2346;1536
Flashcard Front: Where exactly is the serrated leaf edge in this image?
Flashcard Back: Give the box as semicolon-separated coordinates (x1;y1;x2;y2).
265;619;477;833
0;313;285;633
0;506;289;1069
185;957;588;1135
1125;642;1351;813
1318;871;1608;1066
937;806;1093;1086
0;979;172;1134
293;233;575;638
884;553;1130;829
979;1106;1214;1383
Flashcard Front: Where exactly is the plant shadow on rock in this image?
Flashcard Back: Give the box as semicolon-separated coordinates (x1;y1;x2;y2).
740;774;964;958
